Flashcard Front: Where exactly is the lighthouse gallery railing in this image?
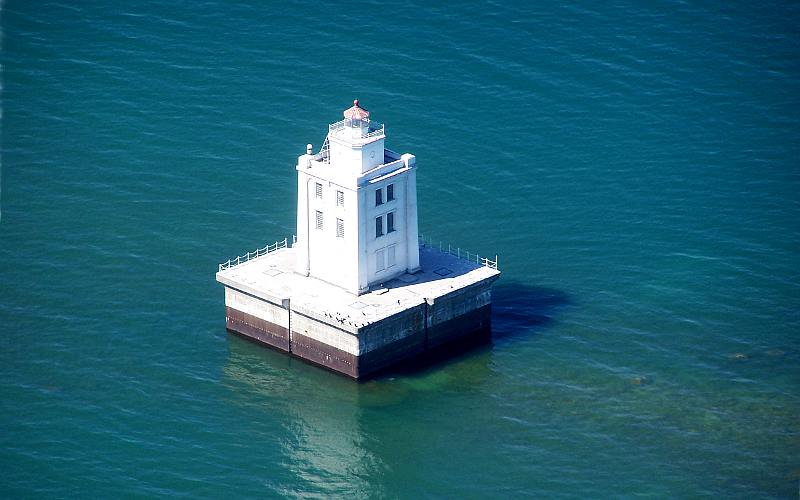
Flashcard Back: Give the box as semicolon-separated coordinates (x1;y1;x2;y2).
218;237;289;272
418;233;499;270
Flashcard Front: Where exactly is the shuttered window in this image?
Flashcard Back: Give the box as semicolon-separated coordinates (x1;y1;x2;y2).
315;210;323;230
376;249;385;272
336;218;344;238
315;183;322;198
336;190;344;206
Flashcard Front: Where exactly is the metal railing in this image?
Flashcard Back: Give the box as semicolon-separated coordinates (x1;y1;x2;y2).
318;135;330;163
328;119;385;139
219;237;289;272
418;233;499;270
363;126;385;140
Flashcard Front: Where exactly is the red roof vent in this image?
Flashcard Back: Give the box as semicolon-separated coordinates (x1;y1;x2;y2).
343;99;370;121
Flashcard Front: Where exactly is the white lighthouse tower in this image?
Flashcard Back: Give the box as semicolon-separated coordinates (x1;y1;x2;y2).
294;100;420;295
217;100;499;379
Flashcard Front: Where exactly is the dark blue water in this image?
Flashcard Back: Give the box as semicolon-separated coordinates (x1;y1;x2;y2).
2;1;799;497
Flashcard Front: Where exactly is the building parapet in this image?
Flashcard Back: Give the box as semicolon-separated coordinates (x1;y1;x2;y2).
418;233;499;270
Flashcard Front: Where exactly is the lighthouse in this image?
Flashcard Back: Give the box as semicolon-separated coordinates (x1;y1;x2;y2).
294;100;419;295
216;101;500;379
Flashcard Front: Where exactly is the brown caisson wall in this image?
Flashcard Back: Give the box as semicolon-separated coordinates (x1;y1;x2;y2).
290;331;359;378
356;304;427;377
226;307;289;351
222;276;497;379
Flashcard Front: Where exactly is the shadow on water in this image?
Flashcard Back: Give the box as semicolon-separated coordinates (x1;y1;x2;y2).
490;281;571;341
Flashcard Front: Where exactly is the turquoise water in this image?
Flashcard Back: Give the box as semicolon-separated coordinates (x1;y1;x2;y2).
2;0;799;497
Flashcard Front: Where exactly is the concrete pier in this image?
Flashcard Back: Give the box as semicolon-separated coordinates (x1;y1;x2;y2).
216;243;500;379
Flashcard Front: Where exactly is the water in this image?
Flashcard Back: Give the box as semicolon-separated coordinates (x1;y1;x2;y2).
2;1;799;497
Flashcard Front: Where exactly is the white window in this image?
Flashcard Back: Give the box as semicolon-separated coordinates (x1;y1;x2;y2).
315;210;323;230
375;249;385;272
375;188;383;206
336;190;344;207
387;211;395;233
315;182;322;198
336;218;344;238
387;245;396;268
387;183;394;202
375;216;384;237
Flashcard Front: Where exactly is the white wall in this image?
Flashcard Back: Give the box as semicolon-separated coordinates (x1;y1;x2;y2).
364;174;410;287
329;131;385;175
295;122;419;295
296;169;361;294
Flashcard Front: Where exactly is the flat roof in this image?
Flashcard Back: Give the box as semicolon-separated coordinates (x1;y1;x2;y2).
216;245;500;334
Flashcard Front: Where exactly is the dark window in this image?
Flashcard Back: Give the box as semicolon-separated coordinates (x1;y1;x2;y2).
375;188;383;206
387;184;394;201
375;216;384;237
387;212;395;233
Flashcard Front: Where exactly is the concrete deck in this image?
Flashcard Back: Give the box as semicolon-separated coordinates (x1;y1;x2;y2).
216;244;500;335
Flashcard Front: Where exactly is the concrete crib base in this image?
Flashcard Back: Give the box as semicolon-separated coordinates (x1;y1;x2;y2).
225;303;492;379
217;245;500;380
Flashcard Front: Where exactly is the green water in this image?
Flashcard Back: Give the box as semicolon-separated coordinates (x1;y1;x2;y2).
2;0;799;497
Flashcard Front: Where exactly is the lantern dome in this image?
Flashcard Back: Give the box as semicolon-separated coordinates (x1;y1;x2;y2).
343;99;370;121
